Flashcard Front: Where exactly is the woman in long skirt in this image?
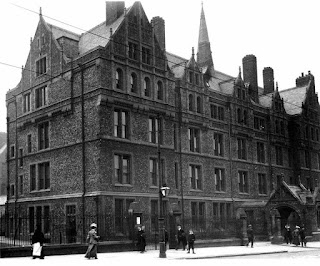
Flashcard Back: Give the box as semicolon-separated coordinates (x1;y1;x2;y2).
85;223;100;259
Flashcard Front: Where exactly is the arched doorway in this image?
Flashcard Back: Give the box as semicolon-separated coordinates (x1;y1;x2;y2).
277;206;300;232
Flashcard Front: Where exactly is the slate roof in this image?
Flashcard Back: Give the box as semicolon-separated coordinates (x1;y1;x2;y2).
259;85;308;115
166;52;188;78
47;23;81;41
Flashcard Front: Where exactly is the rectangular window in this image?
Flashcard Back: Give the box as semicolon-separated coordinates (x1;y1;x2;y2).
19;175;23;195
237;138;246;160
189;164;202;190
149;117;162;144
257;142;265;163
114;198;133;235
19;148;23;167
10;145;15;158
150;158;158;186
36;57;46;76
38;162;50;190
38;121;49;150
215;168;225;192
151;200;158;231
114;154;131;184
238;171;248;193
23;93;31;113
115;199;124;234
305;150;311;168
30;164;36;191
213;133;223;156
128;42;138;60
142;47;151;64
210;105;224;121
114;109;129;139
29;207;35;233
275;146;283;165
258;173;267;195
174;163;179;189
254;117;265;130
43;206;50;234
27;134;32;153
35;86;47;109
318;153;320;170
188;128;200;153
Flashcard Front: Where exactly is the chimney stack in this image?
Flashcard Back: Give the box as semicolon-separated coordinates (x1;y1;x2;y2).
296;71;313;87
151;16;165;51
106;1;125;25
263;67;274;94
242;54;258;102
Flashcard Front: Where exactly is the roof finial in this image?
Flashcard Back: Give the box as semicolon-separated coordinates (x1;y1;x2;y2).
276;81;279;91
192;47;194;57
39;7;42;17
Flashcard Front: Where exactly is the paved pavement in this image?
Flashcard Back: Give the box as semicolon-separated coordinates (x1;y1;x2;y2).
2;241;320;265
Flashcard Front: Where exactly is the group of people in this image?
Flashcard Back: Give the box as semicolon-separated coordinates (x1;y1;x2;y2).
135;224;196;254
284;224;306;247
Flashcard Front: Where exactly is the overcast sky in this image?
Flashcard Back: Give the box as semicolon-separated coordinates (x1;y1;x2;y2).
0;0;319;133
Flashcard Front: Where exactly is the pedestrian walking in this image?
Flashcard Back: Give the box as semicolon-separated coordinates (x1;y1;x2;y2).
187;229;196;254
85;223;100;259
292;225;300;246
175;225;187;250
284;224;292;244
137;225;146;253
299;225;306;247
31;225;45;259
246;224;254;248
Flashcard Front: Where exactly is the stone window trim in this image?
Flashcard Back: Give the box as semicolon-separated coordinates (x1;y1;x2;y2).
23;92;31;113
29;161;51;192
114;153;132;185
115;68;124;90
189;163;202;190
130;72;138;94
156;80;164;101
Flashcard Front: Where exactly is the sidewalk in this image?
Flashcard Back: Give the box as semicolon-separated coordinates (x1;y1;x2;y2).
2;241;320;265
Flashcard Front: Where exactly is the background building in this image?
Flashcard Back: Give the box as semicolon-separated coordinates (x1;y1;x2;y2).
5;1;320;245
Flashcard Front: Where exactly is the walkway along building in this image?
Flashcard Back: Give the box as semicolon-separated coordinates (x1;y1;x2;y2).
5;1;320;245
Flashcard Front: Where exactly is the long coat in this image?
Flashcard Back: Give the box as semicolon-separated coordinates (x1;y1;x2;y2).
85;228;99;259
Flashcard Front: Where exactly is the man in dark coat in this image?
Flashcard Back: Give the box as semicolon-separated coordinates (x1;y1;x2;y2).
137;226;146;253
299;225;306;247
31;226;45;259
175;225;187;250
187;229;196;254
246;224;254;248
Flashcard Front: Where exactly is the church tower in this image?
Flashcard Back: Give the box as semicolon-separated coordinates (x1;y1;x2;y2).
197;3;214;73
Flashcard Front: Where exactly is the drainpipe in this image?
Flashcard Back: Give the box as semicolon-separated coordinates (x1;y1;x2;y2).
227;99;234;208
78;63;86;242
177;80;184;229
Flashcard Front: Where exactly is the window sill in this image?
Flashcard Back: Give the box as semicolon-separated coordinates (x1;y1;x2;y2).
190;189;203;192
30;189;50;193
114;183;132;187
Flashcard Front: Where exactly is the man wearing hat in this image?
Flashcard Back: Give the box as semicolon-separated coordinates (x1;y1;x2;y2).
85;223;100;259
246;224;254;248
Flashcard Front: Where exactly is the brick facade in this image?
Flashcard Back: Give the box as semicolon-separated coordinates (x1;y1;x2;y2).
5;2;320;243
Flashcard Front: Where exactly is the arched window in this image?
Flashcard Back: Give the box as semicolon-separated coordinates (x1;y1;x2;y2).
116;68;123;90
189;94;194;111
130;73;137;93
157;81;164;100
196;96;201;113
144;77;151;97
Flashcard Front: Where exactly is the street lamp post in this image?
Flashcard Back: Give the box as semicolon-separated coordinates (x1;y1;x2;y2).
157;114;170;258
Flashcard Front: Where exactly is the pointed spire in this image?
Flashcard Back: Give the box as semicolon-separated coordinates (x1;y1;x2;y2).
197;2;214;72
235;66;244;86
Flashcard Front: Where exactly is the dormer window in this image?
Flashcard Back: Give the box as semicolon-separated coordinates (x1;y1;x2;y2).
142;47;151;65
128;42;138;60
189;72;193;83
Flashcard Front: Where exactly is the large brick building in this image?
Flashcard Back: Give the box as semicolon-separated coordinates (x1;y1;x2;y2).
5;1;320;244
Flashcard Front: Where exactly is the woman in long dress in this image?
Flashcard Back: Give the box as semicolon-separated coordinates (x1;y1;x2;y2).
85;223;100;259
31;226;45;259
292;226;300;246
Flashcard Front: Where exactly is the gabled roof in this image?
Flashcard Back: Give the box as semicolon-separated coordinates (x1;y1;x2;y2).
259;85;308;115
268;180;313;205
79;12;126;54
47;23;80;41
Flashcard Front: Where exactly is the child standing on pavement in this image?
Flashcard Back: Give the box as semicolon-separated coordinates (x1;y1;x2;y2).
187;229;196;254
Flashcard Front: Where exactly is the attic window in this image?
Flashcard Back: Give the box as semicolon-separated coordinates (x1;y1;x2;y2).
189;72;193;83
142;47;151;65
128;42;138;60
195;74;199;85
36;57;47;77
